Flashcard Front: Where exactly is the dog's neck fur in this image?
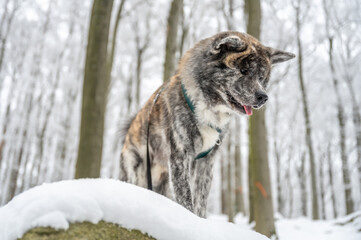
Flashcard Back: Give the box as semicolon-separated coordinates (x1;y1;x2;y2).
179;56;233;152
179;52;233;131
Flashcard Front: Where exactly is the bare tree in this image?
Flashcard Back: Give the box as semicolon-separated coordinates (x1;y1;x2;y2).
271;86;283;215
106;0;127;94
319;153;326;219
75;0;114;178
32;17;76;187
1;2;53;204
246;0;276;237
296;151;307;216
326;142;337;218
0;0;20;74
332;1;361;195
226;131;234;222
221;0;235;30
133;14;151;110
163;0;183;83
323;0;354;214
234;118;245;215
293;0;319;219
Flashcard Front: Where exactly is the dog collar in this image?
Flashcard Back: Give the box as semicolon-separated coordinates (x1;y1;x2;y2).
181;83;222;159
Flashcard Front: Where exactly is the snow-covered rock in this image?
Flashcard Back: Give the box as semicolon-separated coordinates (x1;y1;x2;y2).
0;179;269;240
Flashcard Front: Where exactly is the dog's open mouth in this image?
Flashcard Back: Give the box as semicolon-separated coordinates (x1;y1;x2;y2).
226;91;253;116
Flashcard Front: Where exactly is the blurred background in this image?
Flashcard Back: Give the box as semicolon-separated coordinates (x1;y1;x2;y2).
0;0;360;238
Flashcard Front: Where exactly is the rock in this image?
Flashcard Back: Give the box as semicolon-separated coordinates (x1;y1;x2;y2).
20;221;155;240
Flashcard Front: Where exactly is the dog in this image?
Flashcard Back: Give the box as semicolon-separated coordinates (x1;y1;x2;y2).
120;31;295;217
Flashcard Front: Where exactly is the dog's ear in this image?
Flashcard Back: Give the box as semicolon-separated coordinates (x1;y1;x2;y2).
268;48;295;64
211;36;247;54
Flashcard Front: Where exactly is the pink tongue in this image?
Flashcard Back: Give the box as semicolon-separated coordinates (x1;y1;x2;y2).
244;106;253;116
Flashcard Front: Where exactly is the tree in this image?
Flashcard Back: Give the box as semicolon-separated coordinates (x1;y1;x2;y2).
226;132;234;222
323;0;354;214
234;118;245;215
331;0;361;199
1;1;53;204
106;0;126;95
296;151;307;216
273;87;284;215
245;0;276;237
326;142;337;218
293;0;319;220
163;0;183;83
134;14;151;110
221;0;245;217
0;0;20;75
75;0;114;179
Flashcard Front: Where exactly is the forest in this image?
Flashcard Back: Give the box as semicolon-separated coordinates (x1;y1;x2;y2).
0;0;360;239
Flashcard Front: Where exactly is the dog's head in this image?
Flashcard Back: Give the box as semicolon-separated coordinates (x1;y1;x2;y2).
183;31;295;116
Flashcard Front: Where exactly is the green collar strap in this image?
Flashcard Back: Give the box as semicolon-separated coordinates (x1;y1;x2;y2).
181;82;222;159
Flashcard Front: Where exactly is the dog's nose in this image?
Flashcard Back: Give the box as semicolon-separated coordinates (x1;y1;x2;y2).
255;90;268;105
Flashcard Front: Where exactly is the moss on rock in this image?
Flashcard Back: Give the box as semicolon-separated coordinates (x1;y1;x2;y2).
20;221;156;240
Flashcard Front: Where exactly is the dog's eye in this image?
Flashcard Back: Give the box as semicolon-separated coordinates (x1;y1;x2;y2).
240;68;248;75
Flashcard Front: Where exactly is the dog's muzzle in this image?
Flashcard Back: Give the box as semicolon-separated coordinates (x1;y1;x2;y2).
254;90;268;108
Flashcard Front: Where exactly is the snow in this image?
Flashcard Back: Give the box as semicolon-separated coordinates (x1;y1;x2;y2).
208;212;361;240
0;179;269;240
276;217;361;240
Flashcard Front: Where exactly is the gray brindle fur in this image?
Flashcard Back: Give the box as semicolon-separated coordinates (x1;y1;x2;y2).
120;31;294;217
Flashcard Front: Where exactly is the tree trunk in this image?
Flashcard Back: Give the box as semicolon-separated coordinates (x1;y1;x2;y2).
327;37;354;214
322;1;354;213
319;154;325;219
326;143;337;218
248;108;276;237
275;142;283;215
1;2;52;203
245;0;259;224
221;151;227;214
221;0;235;30
234;119;245;214
344;73;361;195
75;0;114;179
105;0;126;95
135;46;143;110
227;132;234;222
245;0;276;237
297;152;307;217
286;146;294;218
295;0;319;220
126;65;133;113
273;89;283;215
0;0;19;75
344;72;361;195
248;159;254;223
163;0;183;83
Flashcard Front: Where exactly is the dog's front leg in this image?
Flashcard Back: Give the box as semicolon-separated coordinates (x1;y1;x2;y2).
193;151;217;217
169;151;193;212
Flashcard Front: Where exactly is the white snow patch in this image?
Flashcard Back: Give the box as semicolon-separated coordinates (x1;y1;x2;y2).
276;217;361;240
0;179;269;240
211;212;361;240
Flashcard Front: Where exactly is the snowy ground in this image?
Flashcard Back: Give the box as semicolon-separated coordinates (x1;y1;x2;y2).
1;179;359;240
0;179;268;240
209;211;361;240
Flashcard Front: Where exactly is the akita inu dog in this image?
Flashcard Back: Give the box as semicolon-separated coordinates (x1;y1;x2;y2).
120;31;294;217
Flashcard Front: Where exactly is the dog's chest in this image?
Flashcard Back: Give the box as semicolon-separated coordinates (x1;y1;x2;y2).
198;125;220;152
